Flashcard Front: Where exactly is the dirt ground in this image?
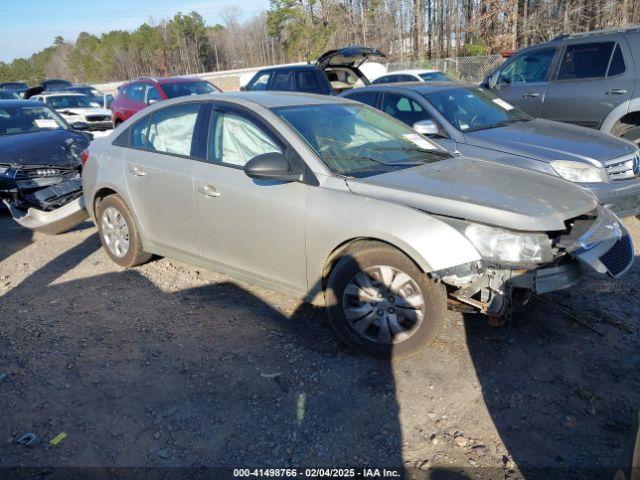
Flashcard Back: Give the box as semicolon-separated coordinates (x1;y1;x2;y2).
1;211;640;479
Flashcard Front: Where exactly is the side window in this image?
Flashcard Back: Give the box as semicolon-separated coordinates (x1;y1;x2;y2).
130;116;150;149
247;72;271;91
399;75;416;82
381;93;431;126
208;111;282;167
607;44;625;77
498;48;556;85
146;85;162;104
147;103;200;156
295;71;321;93
346;91;379;108
270;71;291;91
128;83;146;103
557;42;615;80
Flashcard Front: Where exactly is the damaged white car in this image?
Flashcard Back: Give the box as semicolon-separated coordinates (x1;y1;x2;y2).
33;93;113;137
0;100;89;234
81;93;635;357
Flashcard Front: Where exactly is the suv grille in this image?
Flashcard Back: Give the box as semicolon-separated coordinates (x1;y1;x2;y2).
605;153;640;181
599;235;633;277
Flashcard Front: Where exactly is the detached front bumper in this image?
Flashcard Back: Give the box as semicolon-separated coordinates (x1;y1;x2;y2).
588;179;640;218
4;196;88;234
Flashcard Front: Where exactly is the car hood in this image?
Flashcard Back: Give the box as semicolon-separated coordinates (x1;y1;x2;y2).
317;46;386;69
345;157;598;232
57;107;111;117
0;129;89;168
464;118;637;166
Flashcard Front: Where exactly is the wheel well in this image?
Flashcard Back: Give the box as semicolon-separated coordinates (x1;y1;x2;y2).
321;237;426;290
93;188;117;217
611;111;640;139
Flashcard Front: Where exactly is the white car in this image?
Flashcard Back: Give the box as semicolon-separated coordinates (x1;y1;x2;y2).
33;93;113;136
372;69;452;84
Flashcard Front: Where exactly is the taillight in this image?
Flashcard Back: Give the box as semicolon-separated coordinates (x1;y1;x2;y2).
81;150;90;166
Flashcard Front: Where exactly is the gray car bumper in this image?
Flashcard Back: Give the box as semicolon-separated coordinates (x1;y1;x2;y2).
588;180;640;218
4;196;88;234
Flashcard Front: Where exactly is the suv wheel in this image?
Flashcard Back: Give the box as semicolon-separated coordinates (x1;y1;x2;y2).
97;195;151;268
325;241;446;358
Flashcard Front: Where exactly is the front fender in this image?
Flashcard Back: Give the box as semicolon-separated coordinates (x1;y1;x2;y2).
304;177;481;300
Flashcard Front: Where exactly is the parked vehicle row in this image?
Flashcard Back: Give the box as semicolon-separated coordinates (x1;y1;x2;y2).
80;92;633;357
1;36;638;357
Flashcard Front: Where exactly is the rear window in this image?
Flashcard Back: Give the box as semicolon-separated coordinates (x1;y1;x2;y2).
161;81;217;99
558;42;615;80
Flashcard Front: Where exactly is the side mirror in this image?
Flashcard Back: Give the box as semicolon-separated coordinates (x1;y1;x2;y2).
413;119;439;136
71;121;90;131
239;85;248;91
244;152;303;182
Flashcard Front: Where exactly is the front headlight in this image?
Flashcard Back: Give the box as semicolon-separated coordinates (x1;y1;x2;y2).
550;160;606;183
465;224;554;265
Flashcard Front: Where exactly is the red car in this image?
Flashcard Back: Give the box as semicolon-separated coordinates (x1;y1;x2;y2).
110;76;221;125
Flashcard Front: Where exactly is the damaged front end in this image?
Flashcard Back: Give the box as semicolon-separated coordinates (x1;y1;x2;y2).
432;207;634;318
0;161;87;234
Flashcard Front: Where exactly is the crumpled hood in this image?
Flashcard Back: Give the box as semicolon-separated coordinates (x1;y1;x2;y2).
346;157;598;232
57;107;111;117
464;118;637;166
0;130;89;167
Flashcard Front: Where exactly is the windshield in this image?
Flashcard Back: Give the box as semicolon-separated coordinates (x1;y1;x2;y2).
47;95;96;109
423;87;531;132
0;105;68;135
162;81;217;99
273;103;451;177
418;71;452;82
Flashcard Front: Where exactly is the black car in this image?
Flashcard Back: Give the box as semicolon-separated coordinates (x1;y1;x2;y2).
0;91;21;100
0;82;28;96
242;46;385;95
0;100;90;233
42;79;73;92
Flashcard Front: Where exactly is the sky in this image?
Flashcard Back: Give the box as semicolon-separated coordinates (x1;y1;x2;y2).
0;0;270;62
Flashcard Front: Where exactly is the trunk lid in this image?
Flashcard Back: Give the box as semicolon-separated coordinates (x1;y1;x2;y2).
316;46;386;69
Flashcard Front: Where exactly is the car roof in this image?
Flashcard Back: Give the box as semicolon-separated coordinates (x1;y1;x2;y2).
0;99;44;107
258;64;316;73
39;92;86;97
380;69;440;76
347;81;476;94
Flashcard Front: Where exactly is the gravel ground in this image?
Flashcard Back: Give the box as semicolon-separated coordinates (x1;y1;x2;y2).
1;211;639;479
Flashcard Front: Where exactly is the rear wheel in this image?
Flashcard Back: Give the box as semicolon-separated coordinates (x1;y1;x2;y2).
97;195;151;268
324;241;446;358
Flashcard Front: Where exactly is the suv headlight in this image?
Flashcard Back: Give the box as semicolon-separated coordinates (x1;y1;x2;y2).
465;224;555;265
550;160;606;183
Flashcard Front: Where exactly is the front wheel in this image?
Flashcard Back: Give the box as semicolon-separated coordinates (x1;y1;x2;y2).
324;242;446;358
97;195;151;268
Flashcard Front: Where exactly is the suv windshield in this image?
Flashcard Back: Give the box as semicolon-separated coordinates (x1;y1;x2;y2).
0;105;68;135
162;81;217;98
47;95;96;109
424;87;531;132
273;103;451;177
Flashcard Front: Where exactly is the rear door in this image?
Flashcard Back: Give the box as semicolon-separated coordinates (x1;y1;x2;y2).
541;38;634;129
491;46;559;116
123;102;202;254
192;103;308;290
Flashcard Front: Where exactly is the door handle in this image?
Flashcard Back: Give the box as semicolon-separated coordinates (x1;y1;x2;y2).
606;88;627;95
198;185;221;198
128;165;146;176
522;91;540;98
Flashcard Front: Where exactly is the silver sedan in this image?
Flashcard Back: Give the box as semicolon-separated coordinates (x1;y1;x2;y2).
82;92;633;357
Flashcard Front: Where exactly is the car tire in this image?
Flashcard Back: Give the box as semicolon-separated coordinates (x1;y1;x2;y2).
324;241;446;359
97;195;151;268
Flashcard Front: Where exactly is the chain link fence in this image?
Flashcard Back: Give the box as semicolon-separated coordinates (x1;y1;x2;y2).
386;54;504;83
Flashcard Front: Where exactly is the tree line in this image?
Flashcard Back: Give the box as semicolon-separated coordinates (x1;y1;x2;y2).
1;0;638;85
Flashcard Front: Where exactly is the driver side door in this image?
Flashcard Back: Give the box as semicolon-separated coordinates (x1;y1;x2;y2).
192;104;308;292
492;47;558;117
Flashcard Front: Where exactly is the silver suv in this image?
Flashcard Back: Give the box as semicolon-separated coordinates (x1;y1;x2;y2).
484;26;640;145
82;92;634;357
